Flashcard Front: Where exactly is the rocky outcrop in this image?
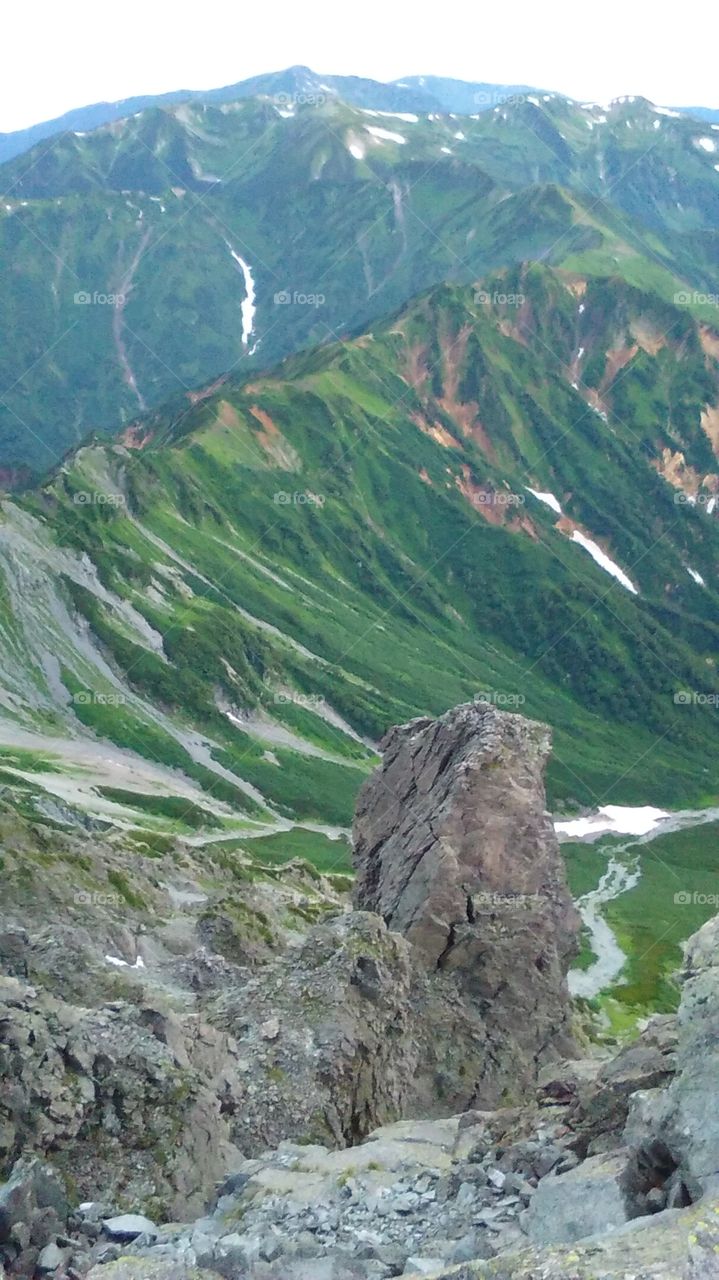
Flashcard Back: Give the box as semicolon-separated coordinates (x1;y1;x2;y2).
625;913;719;1199
0;832;352;1222
0;972;241;1222
536;1013;678;1158
208;911;420;1152
0;699;586;1228
4;894;719;1278
6;698;719;1279
353;700;580;1105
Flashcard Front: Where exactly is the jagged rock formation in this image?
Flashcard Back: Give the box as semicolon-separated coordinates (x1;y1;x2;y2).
0;972;241;1222
30;914;718;1278
0;699;584;1239
625;913;719;1199
353;700;580;1105
208;911;421;1152
3;700;719;1278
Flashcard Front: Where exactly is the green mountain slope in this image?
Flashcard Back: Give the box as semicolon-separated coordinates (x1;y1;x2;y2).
2;91;719;473
0;265;717;845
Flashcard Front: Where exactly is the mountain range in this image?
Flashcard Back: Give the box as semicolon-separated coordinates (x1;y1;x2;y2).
0;66;717;880
0;261;718;854
3;65;719;167
1;72;719;477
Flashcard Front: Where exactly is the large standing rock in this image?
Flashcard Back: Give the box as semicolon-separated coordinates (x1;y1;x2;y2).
353;700;580;1104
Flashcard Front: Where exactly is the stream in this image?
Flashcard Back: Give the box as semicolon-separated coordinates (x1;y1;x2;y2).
558;805;719;999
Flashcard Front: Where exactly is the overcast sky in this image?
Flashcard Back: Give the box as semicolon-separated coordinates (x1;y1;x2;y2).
3;0;718;132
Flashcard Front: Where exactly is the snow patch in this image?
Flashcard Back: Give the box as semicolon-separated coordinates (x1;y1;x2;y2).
687;566;706;586
105;954;145;970
653;106;682;118
365;126;407;145
555;805;668;840
227;245;257;349
361;109;419;123
525;487;563;515
695;137;716;153
571;530;638;593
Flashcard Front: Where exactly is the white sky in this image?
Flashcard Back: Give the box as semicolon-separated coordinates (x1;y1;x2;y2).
3;0;718;132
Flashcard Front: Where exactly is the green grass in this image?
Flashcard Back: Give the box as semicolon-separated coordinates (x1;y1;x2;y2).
97;786;223;831
565;822;719;1023
605;822;719;1013
217;828;353;875
562;841;610;899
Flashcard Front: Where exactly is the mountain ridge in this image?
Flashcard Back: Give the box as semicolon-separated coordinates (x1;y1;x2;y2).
3;83;719;474
3;65;719;167
0;265;716;874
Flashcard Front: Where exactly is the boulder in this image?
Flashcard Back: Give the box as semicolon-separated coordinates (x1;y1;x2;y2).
210;911;419;1151
102;1213;160;1241
527;1150;639;1245
36;1240;71;1273
0;1157;68;1246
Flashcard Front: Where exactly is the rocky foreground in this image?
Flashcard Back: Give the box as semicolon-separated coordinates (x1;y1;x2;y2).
1;700;718;1278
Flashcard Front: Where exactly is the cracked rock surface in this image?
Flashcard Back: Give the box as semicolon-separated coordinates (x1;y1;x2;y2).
353;699;580;1109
